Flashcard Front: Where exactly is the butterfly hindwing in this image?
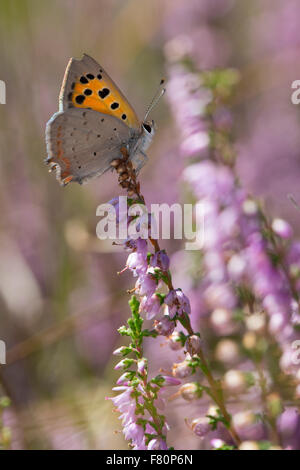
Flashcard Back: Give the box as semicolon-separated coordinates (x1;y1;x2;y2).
45;108;136;185
59;54;140;130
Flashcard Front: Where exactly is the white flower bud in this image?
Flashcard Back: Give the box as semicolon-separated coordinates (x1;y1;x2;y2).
223;370;247;394
179;383;201;401
245;312;266;333
239;441;260;450
215;339;240;365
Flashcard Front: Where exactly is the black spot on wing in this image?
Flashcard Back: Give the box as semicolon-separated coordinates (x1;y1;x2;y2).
75;95;85;104
98;88;110;99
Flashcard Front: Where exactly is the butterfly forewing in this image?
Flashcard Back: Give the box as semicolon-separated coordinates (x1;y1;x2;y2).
45;108;136;185
59;54;140;130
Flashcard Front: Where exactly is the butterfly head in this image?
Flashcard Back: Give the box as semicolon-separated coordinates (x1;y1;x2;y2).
142;119;155;137
135;119;155;157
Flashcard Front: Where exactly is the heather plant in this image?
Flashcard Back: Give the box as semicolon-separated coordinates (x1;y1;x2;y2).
109;45;300;449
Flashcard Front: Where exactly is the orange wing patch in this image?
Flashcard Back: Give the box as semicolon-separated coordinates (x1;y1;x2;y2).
67;73;138;128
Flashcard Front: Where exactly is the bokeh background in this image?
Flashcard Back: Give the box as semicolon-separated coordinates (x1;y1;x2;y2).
0;0;300;449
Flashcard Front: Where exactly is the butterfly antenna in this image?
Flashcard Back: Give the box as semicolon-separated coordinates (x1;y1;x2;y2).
144;79;166;121
288;193;300;212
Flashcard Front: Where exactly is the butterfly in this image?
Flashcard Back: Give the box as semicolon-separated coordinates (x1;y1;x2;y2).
45;54;164;186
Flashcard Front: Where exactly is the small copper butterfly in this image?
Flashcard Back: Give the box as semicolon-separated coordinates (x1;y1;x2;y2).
45;54;164;186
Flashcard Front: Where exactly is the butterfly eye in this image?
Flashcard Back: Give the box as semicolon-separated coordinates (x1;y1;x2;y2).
143;123;152;133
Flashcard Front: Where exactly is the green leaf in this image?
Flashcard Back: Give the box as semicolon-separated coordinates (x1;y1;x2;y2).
207;409;230;430
258;441;272;450
129;295;140;317
213;444;235;451
156;293;166;305
142;329;158;338
118;325;132;337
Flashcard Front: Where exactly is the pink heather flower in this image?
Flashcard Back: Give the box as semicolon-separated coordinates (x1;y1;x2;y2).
113;346;128;356
135;272;157;297
150;250;170;271
154;317;175;336
191;417;211;438
116;373;130;386
114;360;126;370
165;289;191;318
125;238;148;276
204;283;237;310
172;360;192;379
110;386;147;449
107;197;127;224
272;218;293;239
123;422;145;447
110;386;134;411
139;294;161;320
168;331;183;350
137;359;147;374
148;438;168;450
161;376;181;386
126;251;148;277
277;408;300;450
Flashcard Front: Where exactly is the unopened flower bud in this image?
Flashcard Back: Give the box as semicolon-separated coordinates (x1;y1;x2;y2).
211;439;225;449
113;346;130;356
116;373;130;385
186;335;202;355
227;254;247;280
223;370;247;394
207;405;219;419
242;199;258;215
239;441;259;450
215;339;239;365
168;331;183;350
114;359;134;370
179;382;202;401
172;360;192;378
232;410;256;431
210;308;237;335
245;312;266;334
137;359;147;374
272;218;293;239
191;417;211;438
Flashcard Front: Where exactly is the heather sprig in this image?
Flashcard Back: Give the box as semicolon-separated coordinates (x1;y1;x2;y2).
110;295;179;450
109;150;242;448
